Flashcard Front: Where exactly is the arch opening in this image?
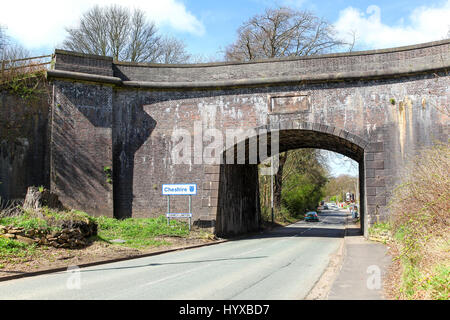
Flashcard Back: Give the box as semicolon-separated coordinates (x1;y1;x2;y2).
215;127;366;238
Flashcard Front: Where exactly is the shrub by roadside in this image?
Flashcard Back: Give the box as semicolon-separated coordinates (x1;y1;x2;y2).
374;143;449;300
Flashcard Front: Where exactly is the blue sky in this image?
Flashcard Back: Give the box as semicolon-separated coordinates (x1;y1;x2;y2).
324;151;359;176
177;0;450;59
1;0;449;58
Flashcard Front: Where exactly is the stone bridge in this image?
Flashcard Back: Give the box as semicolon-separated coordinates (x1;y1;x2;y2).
46;40;450;237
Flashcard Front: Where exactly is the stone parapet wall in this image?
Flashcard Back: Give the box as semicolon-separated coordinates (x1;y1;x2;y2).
51;40;450;86
54;49;113;77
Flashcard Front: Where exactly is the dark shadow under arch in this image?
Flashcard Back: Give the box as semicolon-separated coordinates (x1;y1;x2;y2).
215;121;367;237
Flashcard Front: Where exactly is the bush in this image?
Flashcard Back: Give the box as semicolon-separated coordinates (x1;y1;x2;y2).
389;143;449;262
388;142;449;300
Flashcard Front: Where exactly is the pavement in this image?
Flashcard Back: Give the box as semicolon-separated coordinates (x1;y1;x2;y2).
0;209;391;300
327;216;392;300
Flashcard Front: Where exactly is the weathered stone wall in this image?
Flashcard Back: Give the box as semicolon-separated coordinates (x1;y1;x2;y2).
0;83;51;200
113;40;449;84
216;164;261;237
47;40;450;237
51;80;113;217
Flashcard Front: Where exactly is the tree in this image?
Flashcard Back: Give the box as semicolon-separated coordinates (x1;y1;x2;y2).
0;25;8;58
0;24;31;69
62;5;190;63
225;7;345;61
1;43;30;61
324;174;358;202
159;36;191;64
229;7;345;213
259;149;329;220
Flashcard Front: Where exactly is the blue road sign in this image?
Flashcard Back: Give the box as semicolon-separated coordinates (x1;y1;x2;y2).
162;184;197;195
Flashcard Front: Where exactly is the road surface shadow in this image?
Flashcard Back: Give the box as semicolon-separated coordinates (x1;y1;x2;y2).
72;256;267;274
246;226;346;239
346;227;362;236
317;212;347;217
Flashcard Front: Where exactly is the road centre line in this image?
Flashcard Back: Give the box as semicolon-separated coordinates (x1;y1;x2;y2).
143;262;212;286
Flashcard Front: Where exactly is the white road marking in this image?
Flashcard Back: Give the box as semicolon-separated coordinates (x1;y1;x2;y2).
144;262;212;286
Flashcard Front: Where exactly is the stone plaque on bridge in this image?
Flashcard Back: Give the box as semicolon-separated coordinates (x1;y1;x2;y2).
269;94;310;114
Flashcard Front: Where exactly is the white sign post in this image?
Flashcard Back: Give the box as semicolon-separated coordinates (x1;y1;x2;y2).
162;184;197;231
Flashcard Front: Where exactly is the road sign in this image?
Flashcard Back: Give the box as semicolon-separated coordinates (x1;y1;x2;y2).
162;184;197;195
163;184;196;231
166;213;193;218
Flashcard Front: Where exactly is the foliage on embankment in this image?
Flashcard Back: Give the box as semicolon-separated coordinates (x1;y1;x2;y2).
0;206;192;261
374;143;449;300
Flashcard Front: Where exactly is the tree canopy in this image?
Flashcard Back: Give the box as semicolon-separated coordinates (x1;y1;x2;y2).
62;5;190;63
225;7;345;61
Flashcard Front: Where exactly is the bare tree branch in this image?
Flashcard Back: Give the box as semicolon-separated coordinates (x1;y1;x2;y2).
225;7;346;61
62;5;190;63
157;36;191;64
0;24;9;58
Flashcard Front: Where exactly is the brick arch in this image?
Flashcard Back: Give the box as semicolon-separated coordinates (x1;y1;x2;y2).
258;120;369;160
218;120;370;164
205;121;374;237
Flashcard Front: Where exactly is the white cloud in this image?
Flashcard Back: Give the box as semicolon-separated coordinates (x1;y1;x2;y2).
0;0;205;50
334;1;450;50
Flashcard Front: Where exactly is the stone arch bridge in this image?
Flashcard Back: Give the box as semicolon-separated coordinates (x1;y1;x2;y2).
47;40;450;237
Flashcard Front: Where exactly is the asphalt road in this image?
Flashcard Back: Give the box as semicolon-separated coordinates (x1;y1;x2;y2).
0;210;347;300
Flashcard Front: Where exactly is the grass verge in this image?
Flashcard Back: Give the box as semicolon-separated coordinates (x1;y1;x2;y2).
0;238;37;260
1;208;198;251
95;215;190;249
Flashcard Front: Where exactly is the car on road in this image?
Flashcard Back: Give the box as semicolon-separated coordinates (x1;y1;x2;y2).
304;211;319;222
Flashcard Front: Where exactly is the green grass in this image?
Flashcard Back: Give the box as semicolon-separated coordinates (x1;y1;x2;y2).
95;215;190;249
378;221;449;300
0;237;36;258
369;222;391;236
400;261;450;300
427;265;450;300
0;212;52;231
0;208;97;232
1;208;193;251
40;208;96;223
